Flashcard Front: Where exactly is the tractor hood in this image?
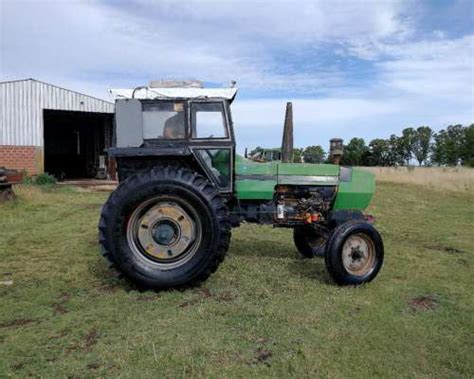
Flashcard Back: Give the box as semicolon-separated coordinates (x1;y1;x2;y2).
277;162;340;185
235;155;340;184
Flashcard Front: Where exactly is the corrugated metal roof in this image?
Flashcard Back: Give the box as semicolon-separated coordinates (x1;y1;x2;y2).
0;79;114;146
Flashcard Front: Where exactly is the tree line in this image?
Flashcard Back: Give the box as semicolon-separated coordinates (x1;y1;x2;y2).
340;124;473;167
250;124;473;166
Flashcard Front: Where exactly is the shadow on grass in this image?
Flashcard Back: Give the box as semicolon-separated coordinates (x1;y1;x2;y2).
87;257;137;293
231;237;332;284
286;258;333;285
89;235;333;291
230;238;296;259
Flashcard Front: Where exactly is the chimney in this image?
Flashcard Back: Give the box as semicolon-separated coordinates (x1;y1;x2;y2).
281;102;294;163
329;138;344;165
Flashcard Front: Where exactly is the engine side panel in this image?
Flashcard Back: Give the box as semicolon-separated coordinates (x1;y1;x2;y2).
333;168;375;210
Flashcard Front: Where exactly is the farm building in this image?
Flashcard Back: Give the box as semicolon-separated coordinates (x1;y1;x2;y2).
0;79;114;178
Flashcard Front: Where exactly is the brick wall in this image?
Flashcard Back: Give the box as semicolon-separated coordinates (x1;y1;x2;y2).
0;145;43;175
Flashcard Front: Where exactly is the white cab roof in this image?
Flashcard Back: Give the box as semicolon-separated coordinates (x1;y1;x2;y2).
109;87;238;102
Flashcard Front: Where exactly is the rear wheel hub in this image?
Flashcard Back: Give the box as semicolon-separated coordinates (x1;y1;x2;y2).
152;220;179;246
127;199;201;269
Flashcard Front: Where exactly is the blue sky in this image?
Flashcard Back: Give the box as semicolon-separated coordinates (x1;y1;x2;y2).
1;0;473;153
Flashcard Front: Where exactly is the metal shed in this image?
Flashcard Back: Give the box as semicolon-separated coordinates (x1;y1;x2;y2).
0;78;114;178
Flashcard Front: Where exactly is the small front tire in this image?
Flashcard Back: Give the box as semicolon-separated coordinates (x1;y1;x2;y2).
325;221;383;285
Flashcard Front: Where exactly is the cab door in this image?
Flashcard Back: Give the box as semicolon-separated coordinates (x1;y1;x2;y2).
189;100;235;194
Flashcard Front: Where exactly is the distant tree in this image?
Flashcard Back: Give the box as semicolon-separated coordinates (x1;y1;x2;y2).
303;145;325;163
340;138;368;166
461;124;474;167
446;124;465;165
386;134;403;166
369;138;390;166
398;127;416;166
431;130;448;165
293;148;304;163
412;126;433;166
431;125;466;166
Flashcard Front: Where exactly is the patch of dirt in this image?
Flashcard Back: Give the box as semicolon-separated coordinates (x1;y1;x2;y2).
457;258;469;266
96;282;119;294
348;306;361;316
247;337;274;366
53;303;68;315
67;328;100;353
57;329;70;338
214;291;235;302
53;292;71;315
408;294;439;311
425;245;466;254
178;288;235;308
136;294;160;302
0;318;37;328
87;362;101;370
179;288;211;308
11;362;25;371
84;328;99;350
254;347;273;365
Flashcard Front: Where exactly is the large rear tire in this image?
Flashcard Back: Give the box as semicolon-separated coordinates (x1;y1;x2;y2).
98;165;231;289
325;221;383;285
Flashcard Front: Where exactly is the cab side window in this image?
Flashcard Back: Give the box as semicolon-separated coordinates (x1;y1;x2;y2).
191;102;227;139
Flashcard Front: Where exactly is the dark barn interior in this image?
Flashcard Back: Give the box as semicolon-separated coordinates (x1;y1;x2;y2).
43;110;113;179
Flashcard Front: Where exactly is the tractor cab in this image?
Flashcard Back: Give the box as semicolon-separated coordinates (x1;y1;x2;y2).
109;83;237;193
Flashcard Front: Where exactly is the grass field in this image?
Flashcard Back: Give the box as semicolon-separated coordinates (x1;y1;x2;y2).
1;178;473;377
362;166;474;193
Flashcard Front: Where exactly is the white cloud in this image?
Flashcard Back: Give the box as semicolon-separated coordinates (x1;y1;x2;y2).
377;36;474;99
0;0;413;93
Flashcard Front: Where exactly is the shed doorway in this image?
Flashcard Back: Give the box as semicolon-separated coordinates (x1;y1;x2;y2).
43;110;113;179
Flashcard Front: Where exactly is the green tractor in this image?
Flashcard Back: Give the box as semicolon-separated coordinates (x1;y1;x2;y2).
99;83;383;289
247;147;282;162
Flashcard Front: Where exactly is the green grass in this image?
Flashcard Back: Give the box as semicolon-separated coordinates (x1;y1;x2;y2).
0;183;473;377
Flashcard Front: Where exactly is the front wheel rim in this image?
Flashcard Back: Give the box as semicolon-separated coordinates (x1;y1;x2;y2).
127;196;202;270
341;233;376;277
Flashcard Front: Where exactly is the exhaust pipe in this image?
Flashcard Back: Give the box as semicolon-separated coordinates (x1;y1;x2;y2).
281;102;294;163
